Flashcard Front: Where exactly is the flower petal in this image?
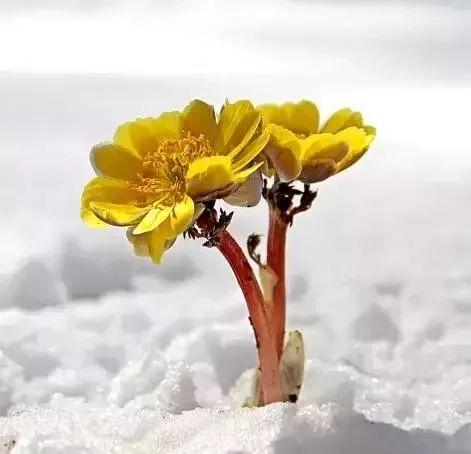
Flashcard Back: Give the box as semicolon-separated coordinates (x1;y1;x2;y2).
149;111;182;139
335;127;375;172
148;235;167;264
127;228;176;263
213;100;261;156
133;206;173;235
182;100;217;139
301;134;348;165
81;207;108;228
81;177;151;227
193;203;206;222
114;112;182;158
169;195;195;236
320;108;363;134
82;177;135;205
299;160;337;183
364;125;376;136
82;177;136;228
233;161;264;183
90;142;142;180
113;119;156;158
225;110;261;159
186;155;235;200
126;227;151;257
285;101;319;135
231;131;269;173
258;104;283;125
265;124;302;182
224;170;263;207
89;202;149;226
258;101;319;135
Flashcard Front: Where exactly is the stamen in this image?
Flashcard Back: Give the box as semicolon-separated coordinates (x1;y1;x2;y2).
128;132;215;205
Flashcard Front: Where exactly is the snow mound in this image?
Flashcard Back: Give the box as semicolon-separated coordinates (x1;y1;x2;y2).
1;260;63;311
1;399;470;454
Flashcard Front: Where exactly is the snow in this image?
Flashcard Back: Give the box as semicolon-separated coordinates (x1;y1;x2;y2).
0;0;471;452
2;264;471;452
1;400;471;453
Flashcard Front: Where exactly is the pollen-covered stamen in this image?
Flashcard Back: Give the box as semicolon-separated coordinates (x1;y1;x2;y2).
160;132;216;165
128;132;215;205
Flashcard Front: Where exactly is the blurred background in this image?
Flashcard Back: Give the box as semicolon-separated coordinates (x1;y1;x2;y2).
0;0;470;433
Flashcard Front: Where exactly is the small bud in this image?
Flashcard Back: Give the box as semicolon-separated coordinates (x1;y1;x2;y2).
279;330;305;403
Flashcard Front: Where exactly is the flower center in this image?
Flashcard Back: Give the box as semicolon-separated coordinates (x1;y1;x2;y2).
129;132;215;206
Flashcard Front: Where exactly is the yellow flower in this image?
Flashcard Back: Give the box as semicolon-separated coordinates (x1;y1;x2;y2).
81;99;268;263
258;101;376;183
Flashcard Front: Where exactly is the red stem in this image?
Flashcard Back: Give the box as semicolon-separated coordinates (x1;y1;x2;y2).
267;205;288;359
217;230;283;404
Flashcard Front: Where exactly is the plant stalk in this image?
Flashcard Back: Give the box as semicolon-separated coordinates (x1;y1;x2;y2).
266;205;288;359
217;229;283;404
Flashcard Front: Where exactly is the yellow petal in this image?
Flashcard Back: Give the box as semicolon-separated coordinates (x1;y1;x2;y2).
126;227;150;257
225;110;261;159
258;101;319;135
192;203;206;223
89;202;149;226
258;104;285;127
82;177;142;228
265;124;302;182
148;232;168;264
126;228;176;262
90;142;142;180
133;206;173;235
336;127;368;151
231;131;269;173
213;100;261;156
299;160;337;183
182;100;217;139
82;177;131;204
335;127;375;172
114;112;182;158
234;161;264;183
321;108;363;134
149;111;182;139
81;177;149;222
284;101;319;135
169;195;195;236
301;134;348;165
259;153;275;178
81;177;148;227
81;207;108;228
186;155;235;200
113;119;156;158
224;170;262;207
364;125;376;136
146;197;197;240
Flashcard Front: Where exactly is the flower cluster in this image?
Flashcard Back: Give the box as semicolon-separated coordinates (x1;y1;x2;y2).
259;101;375;183
81;100;268;263
81;99;375;263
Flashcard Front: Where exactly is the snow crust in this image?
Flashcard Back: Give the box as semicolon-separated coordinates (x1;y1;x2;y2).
2;273;471;453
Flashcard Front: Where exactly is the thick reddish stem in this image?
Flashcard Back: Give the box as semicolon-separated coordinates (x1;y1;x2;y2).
267;205;288;359
217;230;282;404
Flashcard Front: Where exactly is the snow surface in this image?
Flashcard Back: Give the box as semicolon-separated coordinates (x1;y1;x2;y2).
0;0;471;452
